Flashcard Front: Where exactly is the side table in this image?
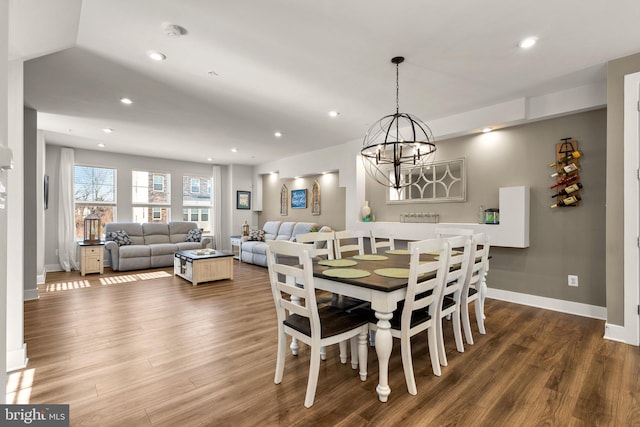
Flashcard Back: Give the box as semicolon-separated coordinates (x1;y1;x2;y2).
230;235;243;262
79;241;105;276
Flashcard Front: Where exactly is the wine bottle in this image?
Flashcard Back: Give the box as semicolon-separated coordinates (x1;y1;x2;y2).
550;194;581;208
549;174;579;189
549;150;583;167
551;162;579;178
551;182;583;198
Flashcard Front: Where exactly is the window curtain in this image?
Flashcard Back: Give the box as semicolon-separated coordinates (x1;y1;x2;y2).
212;165;222;250
58;147;79;271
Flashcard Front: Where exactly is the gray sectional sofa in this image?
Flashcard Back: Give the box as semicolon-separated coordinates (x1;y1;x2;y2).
105;221;211;271
240;221;330;267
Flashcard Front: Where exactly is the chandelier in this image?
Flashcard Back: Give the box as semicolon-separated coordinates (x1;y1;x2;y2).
361;56;436;190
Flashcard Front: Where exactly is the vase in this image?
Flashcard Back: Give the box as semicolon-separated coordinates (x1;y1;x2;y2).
362;201;371;221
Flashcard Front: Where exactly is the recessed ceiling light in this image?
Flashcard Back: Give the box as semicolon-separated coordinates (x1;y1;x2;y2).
518;37;537;49
274;131;282;138
328;111;339;118
147;50;166;61
207;157;212;162
98;143;105;148
231;148;238;153
482;127;493;133
102;128;113;133
207;70;219;77
120;97;133;105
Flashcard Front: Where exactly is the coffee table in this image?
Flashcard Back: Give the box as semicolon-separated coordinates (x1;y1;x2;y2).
174;250;234;286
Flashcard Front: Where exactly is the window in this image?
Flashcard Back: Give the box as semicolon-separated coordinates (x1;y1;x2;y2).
183;174;213;233
153;175;164;192
191;179;200;193
74;165;117;239
132;170;171;222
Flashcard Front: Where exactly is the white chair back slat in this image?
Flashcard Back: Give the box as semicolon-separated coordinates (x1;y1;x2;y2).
334;230;365;259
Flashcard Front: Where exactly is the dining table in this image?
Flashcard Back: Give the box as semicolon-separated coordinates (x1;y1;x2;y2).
311;249;488;402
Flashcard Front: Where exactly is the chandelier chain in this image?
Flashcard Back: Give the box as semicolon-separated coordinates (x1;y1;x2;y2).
396;63;400;114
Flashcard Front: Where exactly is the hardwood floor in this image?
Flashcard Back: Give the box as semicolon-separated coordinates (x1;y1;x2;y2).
7;262;640;426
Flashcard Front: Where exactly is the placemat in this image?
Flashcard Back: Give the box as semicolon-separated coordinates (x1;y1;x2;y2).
385;249;410;255
374;268;423;279
318;259;358;267
322;268;371;279
353;254;389;261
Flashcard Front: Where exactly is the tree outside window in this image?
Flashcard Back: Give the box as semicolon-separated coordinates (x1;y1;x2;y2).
74;165;117;239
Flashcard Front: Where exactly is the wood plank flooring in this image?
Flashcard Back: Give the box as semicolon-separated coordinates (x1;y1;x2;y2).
7;262;640;426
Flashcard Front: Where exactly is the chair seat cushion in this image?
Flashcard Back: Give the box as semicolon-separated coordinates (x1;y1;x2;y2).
352;306;431;330
284;306;368;339
442;295;456;311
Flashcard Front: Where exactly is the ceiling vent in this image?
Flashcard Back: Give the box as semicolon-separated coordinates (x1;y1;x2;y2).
162;23;188;37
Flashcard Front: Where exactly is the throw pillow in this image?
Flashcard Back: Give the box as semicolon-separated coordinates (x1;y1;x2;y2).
185;228;203;242
107;230;132;246
248;229;265;242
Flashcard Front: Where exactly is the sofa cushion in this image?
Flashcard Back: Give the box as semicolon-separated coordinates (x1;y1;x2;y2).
142;223;171;244
291;222;319;241
176;241;205;251
185;228;203;242
119;245;151;258
169;221;200;243
262;221;281;240
148;243;178;256
106;230;132;246
276;222;296;240
248;229;265;241
251;242;269;256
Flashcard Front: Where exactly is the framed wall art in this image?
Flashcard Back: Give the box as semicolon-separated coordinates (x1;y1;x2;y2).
236;191;251;210
291;189;307;209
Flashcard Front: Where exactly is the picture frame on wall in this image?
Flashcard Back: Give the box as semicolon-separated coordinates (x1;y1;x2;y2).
291;189;307;209
237;191;251;210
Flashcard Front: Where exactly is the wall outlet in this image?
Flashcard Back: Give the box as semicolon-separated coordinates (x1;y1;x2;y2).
568;274;579;287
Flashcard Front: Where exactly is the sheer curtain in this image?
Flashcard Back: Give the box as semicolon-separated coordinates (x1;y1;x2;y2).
212;165;222;250
58;147;78;271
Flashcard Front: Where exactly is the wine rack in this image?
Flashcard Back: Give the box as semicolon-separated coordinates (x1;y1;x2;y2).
550;137;582;208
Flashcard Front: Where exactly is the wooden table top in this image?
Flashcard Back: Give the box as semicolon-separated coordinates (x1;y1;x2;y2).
312;252;434;293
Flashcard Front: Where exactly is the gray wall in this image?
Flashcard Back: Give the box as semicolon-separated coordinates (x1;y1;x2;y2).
606;53;640;325
258;172;346;231
44;146;218;268
370;110;607;307
23;107;37;292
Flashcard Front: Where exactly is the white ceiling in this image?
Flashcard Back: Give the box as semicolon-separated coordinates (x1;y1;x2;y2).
14;0;640;165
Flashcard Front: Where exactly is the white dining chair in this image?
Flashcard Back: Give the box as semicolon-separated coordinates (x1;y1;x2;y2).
435;227;474;238
334;230;365;259
296;231;336;260
370;230;395;254
436;234;472;366
266;240;369;408
367;238;451;395
460;233;490;345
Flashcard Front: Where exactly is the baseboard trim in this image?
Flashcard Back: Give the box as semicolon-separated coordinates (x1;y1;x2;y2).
603;322;638;345
486;288;607;320
24;288;39;301
7;343;28;373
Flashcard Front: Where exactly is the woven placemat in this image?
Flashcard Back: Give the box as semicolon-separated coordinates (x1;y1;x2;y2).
385;249;409;255
374;268;417;279
353;254;389;261
322;268;371;279
318;259;358;267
